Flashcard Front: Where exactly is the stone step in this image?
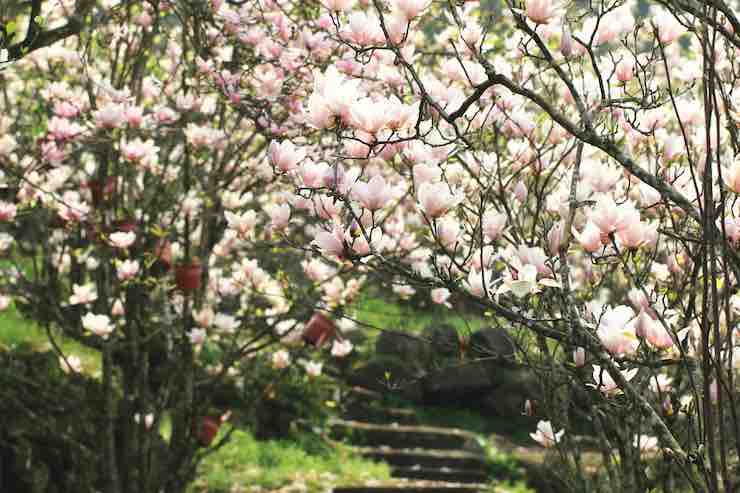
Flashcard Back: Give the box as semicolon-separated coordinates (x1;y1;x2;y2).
355;446;488;470
333;485;485;493
330;419;483;452
344;403;420;425
391;466;489;484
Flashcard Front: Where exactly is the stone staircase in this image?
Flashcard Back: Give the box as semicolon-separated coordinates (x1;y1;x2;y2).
331;387;491;493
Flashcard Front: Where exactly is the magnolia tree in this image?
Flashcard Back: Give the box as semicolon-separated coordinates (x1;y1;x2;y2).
0;1;364;492
5;0;740;491
196;0;740;491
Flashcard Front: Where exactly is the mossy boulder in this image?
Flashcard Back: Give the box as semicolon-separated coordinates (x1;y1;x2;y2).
0;346;106;493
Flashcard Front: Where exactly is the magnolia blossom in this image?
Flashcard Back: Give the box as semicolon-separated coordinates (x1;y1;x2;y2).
272;349;291;369
0;202;17;221
108;231;136;249
354;175;393;211
392;0;429;21
304;360;323;377
530;420;564;448
269;140;306;173
69;283;98;305
60;355;83;374
266;203;291;230
117;259;140;281
322;0;354;11
576;222;603;253
331;339;354;357
483;211;507;241
189;328;207;345
418;182;459;218
525;0;560;24
466;269;491;298
82;312;115;339
431;287;452;308
225;210;257;237
591;364;639;395
597;305;638;356
615;58;635;82
134;413;155;429
94;102;126;129
313;224;346;258
111;299;125;317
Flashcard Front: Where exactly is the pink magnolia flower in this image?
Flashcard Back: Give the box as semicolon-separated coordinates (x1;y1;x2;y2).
60;355;83;374
530;420;564;448
413;163;442;185
304;360;323;377
193;306;215;328
615;58;635;82
653;11;686;45
431;287;452;308
134;413;155;430
94;103;126;129
590;196;640;238
636;310;674;349
121;138;159;164
354;175;393;211
69;283;97;305
112;299;125;317
82;312;115;339
392;0;429;21
725;158;740;194
483;211;507;241
117;259;140;281
349;98;391;134
272;350;291;369
213;313;240;334
269;140;306;173
225;210;257;237
435;217;460;249
575;221;602;253
266;203;291;230
314;224;347;258
547;221;565;254
418;182;459;218
0;202;17;221
125;106;145;127
525;0;561;25
189;328;207;345
322;0;354;12
108;231;136;249
466;268;491;298
591;364;638;395
597;305;638;356
331;339;354;357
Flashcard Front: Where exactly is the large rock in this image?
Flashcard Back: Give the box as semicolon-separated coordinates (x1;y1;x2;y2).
346;355;424;401
468;327;516;364
375;330;432;374
422;323;460;357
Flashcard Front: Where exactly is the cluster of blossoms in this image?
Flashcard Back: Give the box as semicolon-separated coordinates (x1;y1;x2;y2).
3;0;740;489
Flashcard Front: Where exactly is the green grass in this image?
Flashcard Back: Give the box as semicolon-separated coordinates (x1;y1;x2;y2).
350;290;488;336
190;427;390;493
0;304;101;375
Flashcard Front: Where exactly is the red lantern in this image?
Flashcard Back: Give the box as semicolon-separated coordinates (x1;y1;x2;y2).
175;261;202;292
194;416;220;446
303;312;336;347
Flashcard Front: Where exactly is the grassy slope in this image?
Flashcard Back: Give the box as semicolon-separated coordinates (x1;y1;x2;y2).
190;426;389;493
